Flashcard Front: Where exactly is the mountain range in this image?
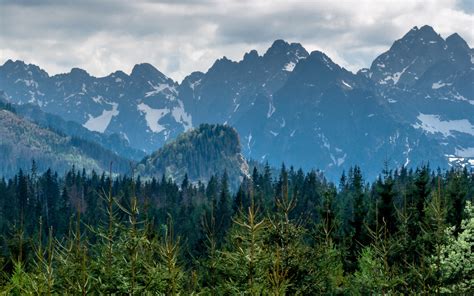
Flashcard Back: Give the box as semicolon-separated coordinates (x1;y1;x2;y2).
0;25;472;180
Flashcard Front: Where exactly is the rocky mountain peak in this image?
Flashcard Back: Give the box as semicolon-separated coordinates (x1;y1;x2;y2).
130;63;169;83
69;67;91;79
243;49;259;63
446;33;471;52
264;39;308;60
369;25;451;87
1;59;49;79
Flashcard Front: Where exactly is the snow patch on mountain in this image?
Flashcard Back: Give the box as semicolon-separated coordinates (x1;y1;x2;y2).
92;95;105;104
318;133;331;150
283;61;296;72
15;79;38;88
338;154;347;166
449;92;471;103
246;133;252;153
83;103;119;133
321;55;333;70
446;155;474;168
145;81;177;100
233;103;240;112
330;153;347;166
171;100;192;131
381;66;407;85
412;113;474;137
341;80;352;89
189;79;201;90
267;101;276;118
404;137;412;167
120;131;130;143
378;58;418;85
432;81;452;90
137;102;169;133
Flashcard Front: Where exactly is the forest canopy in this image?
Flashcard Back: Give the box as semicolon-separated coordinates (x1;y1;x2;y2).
0;163;473;294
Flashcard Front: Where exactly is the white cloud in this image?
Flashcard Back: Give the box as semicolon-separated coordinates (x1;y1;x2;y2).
0;0;472;81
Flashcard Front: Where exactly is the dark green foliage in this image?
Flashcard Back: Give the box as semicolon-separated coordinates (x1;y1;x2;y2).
0;164;472;294
375;168;397;234
216;172;232;245
341;166;368;271
445;167;469;232
137;124;248;190
0;109;132;178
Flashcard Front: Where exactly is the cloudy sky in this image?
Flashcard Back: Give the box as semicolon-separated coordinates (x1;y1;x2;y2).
0;0;472;82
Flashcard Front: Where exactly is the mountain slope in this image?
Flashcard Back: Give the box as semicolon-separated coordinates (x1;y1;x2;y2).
363;25;474;170
0;107;132;177
137;124;249;187
14;101;146;161
253;50;448;178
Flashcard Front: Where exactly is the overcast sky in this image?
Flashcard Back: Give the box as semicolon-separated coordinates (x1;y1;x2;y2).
0;0;473;82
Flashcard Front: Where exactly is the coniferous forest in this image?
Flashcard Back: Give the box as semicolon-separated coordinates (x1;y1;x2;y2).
0;162;472;294
1;0;474;294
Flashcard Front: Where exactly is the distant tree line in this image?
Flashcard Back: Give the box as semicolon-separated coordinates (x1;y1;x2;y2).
0;162;473;294
0;100;15;113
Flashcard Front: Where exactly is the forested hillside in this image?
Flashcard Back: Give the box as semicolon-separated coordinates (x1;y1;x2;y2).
138;124;249;189
15;102;146;161
0;164;472;294
0;108;132;177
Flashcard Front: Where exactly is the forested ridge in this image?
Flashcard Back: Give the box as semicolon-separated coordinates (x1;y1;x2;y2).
0;107;132;178
0;162;473;294
138;124;248;190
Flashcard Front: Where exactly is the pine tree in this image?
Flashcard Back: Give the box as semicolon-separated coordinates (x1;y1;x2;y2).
346;166;367;271
199;200;220;294
216;172;231;245
218;194;268;295
445;169;468;232
267;173;298;294
157;216;183;295
376;169;397;235
352;218;402;293
423;178;448;294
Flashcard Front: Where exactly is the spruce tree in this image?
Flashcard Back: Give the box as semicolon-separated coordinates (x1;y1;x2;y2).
216;172;231;245
218;194;268;295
